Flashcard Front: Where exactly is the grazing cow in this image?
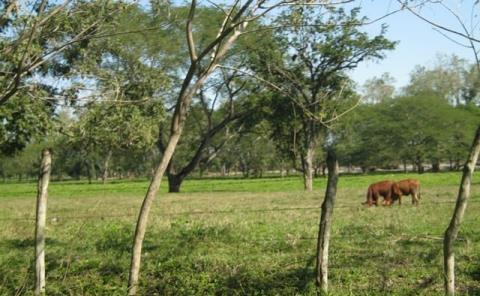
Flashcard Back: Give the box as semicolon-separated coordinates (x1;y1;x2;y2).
363;180;401;206
393;179;421;205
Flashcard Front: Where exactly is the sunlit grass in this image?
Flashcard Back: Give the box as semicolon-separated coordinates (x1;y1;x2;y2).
0;172;479;295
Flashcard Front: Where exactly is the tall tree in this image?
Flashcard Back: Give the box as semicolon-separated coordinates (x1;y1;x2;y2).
53;4;173;183
461;64;480;105
164;70;251;192
249;5;395;191
403;54;468;105
0;0;127;105
71;101;163;183
0;0;134;159
362;72;396;104
336;92;477;173
127;1;313;294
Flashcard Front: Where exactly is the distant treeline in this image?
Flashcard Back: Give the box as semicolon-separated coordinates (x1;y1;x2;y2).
1;91;477;182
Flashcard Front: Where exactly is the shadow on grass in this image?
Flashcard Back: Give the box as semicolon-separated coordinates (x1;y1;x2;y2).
224;265;316;294
144;255;318;295
98;262;125;277
464;286;480;295
396;238;442;264
2;238;65;249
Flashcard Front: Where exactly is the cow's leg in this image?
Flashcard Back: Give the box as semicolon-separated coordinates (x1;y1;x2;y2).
381;194;386;206
383;196;390;206
384;192;392;206
412;192;419;205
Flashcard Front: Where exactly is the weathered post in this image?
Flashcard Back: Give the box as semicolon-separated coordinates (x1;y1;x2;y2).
316;149;339;293
35;148;52;295
444;126;480;296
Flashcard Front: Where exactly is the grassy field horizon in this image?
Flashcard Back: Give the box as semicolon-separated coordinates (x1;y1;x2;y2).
1;171;479;295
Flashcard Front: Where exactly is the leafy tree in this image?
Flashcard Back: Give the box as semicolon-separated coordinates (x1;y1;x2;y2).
461;64;480;105
127;1;306;293
362;72;396;104
249;6;395;191
403;54;468;105
340;92;478;173
0;0;131;157
0;0;127;105
164;69;254;192
0;90;54;155
71;101;163;183
53;5;171;183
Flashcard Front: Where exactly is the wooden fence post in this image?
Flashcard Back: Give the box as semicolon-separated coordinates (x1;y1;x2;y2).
316;149;339;293
35;148;52;295
443;126;480;296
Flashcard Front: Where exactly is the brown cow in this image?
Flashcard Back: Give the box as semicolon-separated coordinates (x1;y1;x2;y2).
363;180;401;206
392;179;421;205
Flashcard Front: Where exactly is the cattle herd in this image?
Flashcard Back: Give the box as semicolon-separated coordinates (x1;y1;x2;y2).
363;179;421;206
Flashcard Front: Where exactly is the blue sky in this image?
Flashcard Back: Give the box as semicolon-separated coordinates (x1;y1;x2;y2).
347;0;477;90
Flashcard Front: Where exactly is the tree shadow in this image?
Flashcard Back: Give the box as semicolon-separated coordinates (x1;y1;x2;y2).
143;254;319;295
224;255;317;294
396;238;442;264
2;238;65;249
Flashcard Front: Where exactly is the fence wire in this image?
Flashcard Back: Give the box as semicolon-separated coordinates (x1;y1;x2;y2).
1;199;480;222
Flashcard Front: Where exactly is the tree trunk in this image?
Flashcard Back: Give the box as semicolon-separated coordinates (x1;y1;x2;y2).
128;127;183;295
416;157;424;174
129;59;211;296
432;160;440;172
315;149;339;293
127;4;249;292
443;126;480;296
35;149;52;295
240;158;249;177
221;163;226;177
403;159;407;173
102;150;112;184
87;160;93;184
167;173;184;193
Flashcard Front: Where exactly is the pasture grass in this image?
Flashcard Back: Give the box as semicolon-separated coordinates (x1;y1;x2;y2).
0;172;479;295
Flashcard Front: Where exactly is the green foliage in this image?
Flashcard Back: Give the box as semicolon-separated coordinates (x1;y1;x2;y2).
73;101;163;152
403;54;477;105
0;0;134;155
245;6;395;181
362;73;396;104
337;92;478;171
0;92;54;155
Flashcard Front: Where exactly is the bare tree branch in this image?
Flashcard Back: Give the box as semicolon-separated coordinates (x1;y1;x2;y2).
397;0;480;43
186;0;198;63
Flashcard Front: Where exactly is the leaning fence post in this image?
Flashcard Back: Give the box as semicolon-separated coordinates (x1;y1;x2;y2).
35;148;52;295
316;149;339;293
443;126;480;296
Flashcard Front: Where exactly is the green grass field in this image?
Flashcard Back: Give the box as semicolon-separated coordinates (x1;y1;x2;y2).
1;172;479;295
